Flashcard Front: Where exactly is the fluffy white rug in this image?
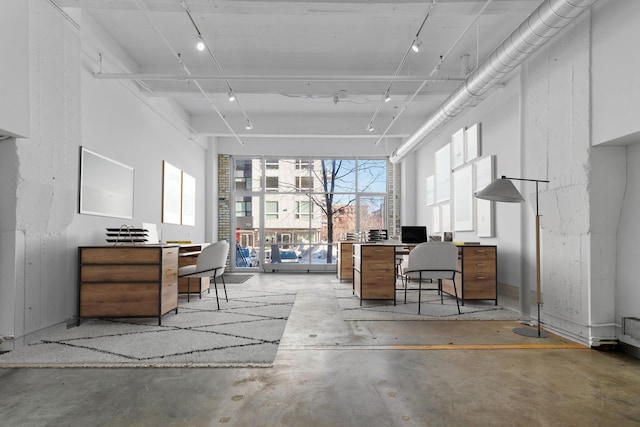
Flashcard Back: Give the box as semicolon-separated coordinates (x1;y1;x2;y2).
0;286;295;368
335;282;522;321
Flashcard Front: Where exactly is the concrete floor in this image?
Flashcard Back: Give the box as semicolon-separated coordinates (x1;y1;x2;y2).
2;273;640;426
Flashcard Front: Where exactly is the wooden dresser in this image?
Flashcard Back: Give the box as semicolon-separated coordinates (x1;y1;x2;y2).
352;244;396;303
77;245;179;325
441;245;497;305
337;241;354;281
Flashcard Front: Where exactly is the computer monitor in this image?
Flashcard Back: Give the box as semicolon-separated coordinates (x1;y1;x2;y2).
401;226;428;244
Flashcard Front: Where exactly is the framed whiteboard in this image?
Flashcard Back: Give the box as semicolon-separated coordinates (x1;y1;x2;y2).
79;147;134;219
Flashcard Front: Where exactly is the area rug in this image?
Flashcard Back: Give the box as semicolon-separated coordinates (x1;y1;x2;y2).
0;285;295;368
335;281;523;321
221;274;254;284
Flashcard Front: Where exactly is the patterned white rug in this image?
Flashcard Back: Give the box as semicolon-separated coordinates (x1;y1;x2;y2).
0;285;295;368
335;282;522;321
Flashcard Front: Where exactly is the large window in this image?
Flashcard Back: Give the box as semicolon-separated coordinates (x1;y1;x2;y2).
231;157;388;269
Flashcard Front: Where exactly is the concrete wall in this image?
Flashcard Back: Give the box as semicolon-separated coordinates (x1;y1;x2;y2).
407;0;640;347
591;0;640;349
0;0;30;138
0;2;207;350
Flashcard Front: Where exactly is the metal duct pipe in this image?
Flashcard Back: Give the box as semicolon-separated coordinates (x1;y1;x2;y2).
390;0;598;163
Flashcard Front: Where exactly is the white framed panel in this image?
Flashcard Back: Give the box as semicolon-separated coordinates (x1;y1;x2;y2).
451;128;465;168
426;175;435;205
435;143;451;203
79;147;134;220
465;123;480;161
474;155;494;237
453;164;473;231
162;160;182;224
181;171;196;226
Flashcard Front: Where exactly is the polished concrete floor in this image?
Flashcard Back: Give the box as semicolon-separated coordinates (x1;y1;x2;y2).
2;273;640;426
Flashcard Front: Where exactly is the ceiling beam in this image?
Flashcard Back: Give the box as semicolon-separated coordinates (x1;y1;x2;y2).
92;72;466;82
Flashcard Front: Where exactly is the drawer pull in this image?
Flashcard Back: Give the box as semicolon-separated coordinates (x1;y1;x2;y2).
476;263;485;267
374;276;384;279
476;249;486;253
476;276;487;280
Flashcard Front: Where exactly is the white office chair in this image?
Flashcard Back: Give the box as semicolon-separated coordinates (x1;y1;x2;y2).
178;240;230;309
403;242;461;314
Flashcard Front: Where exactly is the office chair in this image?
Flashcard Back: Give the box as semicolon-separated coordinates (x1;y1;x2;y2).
178;240;229;309
403;242;461;314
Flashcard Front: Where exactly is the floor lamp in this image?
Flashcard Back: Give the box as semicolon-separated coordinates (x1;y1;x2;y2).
475;176;550;338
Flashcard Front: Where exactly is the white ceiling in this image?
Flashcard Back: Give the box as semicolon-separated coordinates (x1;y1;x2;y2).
56;0;541;143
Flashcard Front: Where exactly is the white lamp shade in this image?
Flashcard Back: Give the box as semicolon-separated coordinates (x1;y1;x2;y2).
475;178;525;203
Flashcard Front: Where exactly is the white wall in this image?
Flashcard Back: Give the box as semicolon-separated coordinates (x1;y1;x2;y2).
406;1;640;347
0;0;29;138
0;2;207;350
413;76;524;309
591;0;640;346
617;142;640;348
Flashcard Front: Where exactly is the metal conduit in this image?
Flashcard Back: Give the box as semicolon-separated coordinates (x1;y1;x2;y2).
390;0;598;163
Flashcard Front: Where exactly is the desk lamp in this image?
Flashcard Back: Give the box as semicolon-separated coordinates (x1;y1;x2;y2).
475;176;549;338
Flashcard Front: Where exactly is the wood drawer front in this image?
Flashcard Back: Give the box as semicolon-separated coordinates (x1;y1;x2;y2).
462;247;496;261
361;286;395;300
81;265;159;282
362;246;394;261
80;248;160;264
366;261;393;272
463;260;495;274
460;280;497;299
162;281;178;313
79;283;159;317
362;270;394;283
463;272;496;286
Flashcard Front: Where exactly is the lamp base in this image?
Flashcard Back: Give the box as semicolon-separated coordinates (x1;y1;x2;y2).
513;327;548;338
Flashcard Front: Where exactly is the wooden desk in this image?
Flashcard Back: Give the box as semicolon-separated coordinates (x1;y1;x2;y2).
77;245;179;325
178;243;210;299
441;245;497;305
352;243;400;304
337;241;354;281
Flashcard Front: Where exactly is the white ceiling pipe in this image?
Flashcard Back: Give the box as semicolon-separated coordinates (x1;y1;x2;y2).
390;0;599;163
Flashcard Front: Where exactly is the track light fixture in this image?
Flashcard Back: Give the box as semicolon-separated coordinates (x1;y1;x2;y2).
367;123;374;132
228;90;236;102
384;91;391;102
245;119;253;130
411;39;422;53
196;35;206;51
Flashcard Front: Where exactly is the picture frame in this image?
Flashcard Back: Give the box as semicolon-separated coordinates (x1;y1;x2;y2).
435;143;451;203
451;128;465;168
453;164;474;231
426;175;435;206
79;147;134;220
162;160;182;224
465;123;480;162
181;171;196;226
441;203;451;232
475;155;494;237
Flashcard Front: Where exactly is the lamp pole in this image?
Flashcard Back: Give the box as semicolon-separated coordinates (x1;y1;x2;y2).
503;177;549;338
